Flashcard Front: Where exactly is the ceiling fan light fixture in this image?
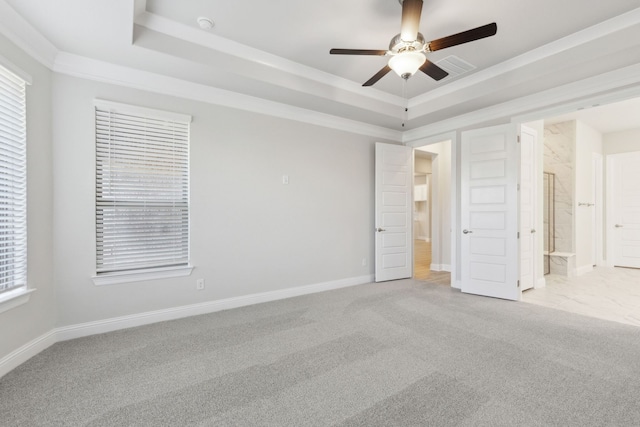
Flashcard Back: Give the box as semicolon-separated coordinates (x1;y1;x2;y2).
388;51;426;79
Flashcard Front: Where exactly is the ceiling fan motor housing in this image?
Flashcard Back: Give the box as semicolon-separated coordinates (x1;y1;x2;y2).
389;32;427;54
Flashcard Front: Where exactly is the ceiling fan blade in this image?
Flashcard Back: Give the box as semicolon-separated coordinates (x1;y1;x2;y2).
428;23;497;52
330;49;387;56
363;65;392;86
400;0;423;42
419;59;448;81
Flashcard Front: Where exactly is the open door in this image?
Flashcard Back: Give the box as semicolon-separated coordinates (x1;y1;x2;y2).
612;151;640;268
461;125;520;300
375;142;413;282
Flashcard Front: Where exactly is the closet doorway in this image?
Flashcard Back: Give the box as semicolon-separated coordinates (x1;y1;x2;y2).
413;144;451;285
413;169;431;280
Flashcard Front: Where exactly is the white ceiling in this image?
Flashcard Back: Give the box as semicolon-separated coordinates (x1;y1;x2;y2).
4;0;640;133
143;0;639;95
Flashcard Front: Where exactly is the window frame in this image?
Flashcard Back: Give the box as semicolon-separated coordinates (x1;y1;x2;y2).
92;100;193;285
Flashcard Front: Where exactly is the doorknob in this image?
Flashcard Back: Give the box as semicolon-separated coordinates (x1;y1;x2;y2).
615;224;624;228
531;229;536;234
376;227;386;232
463;229;473;234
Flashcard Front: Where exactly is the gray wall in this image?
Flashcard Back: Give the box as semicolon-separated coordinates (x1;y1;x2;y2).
51;74;396;327
0;35;55;359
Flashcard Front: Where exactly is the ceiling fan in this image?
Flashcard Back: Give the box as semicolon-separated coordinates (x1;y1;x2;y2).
330;0;497;87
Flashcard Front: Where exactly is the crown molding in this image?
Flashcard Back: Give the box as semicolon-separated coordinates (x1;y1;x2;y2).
53;52;402;141
131;0;147;44
4;0;640;144
133;0;147;19
407;7;640;112
511;84;640;126
0;0;58;69
134;11;405;108
403;62;640;143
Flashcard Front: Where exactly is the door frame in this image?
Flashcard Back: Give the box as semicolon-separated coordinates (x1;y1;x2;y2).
414;149;441;272
519;125;539;292
592;152;604;266
407;132;457;287
606;153;617;267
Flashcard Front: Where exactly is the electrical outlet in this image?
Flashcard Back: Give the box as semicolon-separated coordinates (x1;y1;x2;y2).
196;278;205;290
362;258;367;266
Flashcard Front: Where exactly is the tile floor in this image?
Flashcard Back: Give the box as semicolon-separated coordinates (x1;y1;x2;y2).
522;267;640;327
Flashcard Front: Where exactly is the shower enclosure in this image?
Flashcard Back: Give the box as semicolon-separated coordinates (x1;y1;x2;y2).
543;172;555;275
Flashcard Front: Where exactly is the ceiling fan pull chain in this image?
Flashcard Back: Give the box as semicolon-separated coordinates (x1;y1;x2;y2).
402;79;408;128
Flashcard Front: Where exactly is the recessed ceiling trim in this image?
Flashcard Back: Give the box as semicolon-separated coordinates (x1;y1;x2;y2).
135;11;406;107
511;86;640;130
133;0;147;18
0;0;58;68
403;61;640;143
408;7;640;110
53;52;402;141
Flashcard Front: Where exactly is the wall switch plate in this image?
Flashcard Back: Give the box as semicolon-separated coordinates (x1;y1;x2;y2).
196;279;205;290
282;175;289;185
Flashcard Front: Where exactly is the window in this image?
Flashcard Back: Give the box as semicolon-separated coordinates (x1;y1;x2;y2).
0;63;27;296
95;101;191;280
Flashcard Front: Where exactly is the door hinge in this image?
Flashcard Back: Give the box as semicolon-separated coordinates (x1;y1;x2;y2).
517;280;520;287
517;135;521;143
517;184;520;191
517;232;520;239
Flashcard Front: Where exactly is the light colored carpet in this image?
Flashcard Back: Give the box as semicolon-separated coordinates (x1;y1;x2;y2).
2;279;640;426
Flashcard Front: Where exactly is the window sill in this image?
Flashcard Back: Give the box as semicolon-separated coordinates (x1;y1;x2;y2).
92;265;194;286
0;288;36;315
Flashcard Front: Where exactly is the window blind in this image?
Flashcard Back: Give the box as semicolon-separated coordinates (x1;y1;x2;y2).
95;104;190;274
0;64;27;294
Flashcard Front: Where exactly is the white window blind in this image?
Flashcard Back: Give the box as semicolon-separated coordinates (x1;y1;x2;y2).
95;102;190;274
0;64;27;294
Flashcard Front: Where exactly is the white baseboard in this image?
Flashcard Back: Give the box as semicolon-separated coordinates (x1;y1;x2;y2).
453;280;462;290
0;330;56;379
575;265;594;276
1;274;374;378
430;264;451;272
55;274;374;342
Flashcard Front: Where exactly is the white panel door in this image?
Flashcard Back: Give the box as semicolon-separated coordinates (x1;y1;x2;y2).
519;126;537;291
461;125;520;300
375;142;413;282
613;152;640;268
